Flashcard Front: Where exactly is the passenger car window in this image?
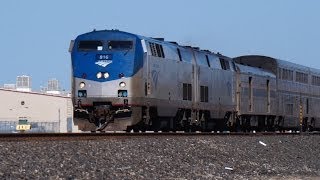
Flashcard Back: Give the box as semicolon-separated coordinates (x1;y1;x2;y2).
78;41;103;51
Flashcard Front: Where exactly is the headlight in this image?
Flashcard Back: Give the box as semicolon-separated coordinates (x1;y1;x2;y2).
79;82;86;89
96;72;102;79
119;82;126;87
104;72;110;79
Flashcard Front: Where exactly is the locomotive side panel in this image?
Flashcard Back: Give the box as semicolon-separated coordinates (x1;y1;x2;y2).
209;69;235;118
143;40;193;116
197;52;235;118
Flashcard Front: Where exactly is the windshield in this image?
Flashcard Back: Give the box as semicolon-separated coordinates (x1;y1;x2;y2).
78;41;103;51
108;41;133;50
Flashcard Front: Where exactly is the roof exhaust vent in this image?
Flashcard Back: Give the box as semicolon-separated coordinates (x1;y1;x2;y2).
153;38;165;41
169;41;178;45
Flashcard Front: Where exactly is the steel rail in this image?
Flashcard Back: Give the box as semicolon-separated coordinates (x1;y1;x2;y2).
0;131;319;141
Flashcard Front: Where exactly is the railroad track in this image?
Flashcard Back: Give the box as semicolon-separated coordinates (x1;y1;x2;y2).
0;131;319;141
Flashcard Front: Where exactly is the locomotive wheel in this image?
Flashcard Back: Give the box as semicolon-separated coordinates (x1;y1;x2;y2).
125;126;132;133
140;125;147;132
133;127;139;133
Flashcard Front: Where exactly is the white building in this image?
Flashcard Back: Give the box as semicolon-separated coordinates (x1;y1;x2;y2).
16;75;31;92
47;78;59;91
4;84;16;90
0;88;79;133
46;78;61;95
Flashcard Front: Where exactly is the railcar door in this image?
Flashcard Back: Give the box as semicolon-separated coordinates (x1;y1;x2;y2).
236;69;241;114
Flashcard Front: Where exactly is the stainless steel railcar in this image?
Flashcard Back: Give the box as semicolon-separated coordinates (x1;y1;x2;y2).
234;55;320;131
69;30;320;132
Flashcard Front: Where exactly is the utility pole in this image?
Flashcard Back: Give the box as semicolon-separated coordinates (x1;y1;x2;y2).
58;108;61;133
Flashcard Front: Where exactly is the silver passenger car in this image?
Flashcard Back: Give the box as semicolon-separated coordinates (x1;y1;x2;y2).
234;55;320;131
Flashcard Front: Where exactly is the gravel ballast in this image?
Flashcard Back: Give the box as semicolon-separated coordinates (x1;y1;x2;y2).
0;135;319;179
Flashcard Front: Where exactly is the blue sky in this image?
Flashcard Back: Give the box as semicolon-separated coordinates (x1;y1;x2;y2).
0;0;319;90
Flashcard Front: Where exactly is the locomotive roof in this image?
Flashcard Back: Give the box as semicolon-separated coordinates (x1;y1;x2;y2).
75;29;140;40
76;29;221;55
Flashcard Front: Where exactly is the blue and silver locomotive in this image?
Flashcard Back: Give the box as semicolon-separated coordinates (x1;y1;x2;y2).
69;29;320;132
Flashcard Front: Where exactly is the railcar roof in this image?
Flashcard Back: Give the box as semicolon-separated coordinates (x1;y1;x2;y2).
276;59;309;71
234;55;277;74
275;59;320;75
234;55;320;75
236;64;276;78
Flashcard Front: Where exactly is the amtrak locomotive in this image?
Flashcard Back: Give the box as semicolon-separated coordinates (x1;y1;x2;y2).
69;29;320;132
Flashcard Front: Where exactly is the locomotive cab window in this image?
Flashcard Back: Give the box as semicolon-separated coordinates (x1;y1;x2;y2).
78;41;103;51
108;41;133;50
